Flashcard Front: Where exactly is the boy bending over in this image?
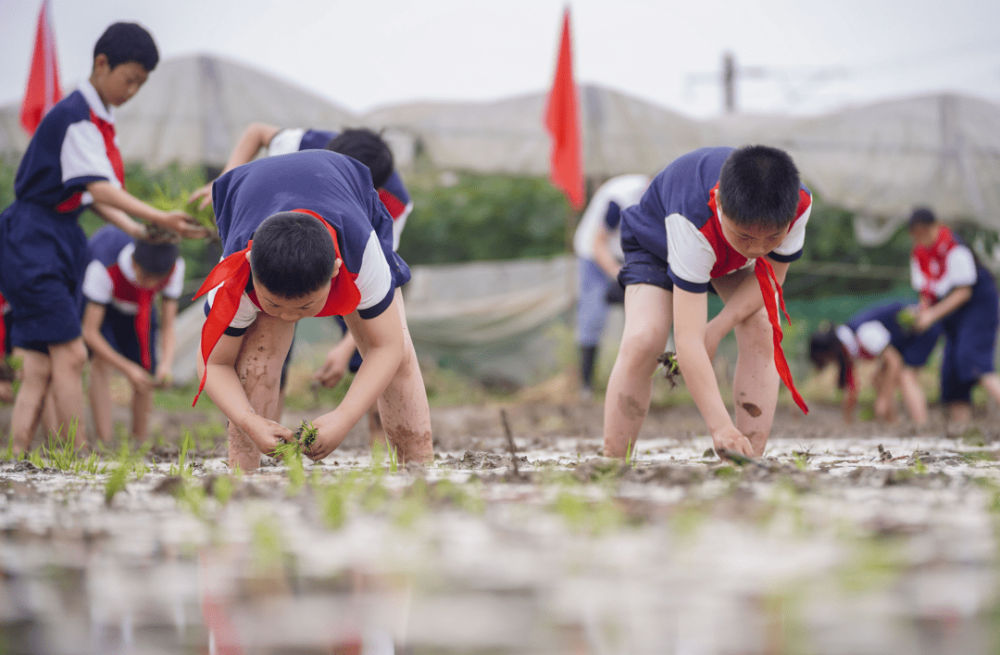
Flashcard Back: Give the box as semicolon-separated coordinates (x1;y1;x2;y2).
82;226;184;443
604;146;811;459
194;149;432;471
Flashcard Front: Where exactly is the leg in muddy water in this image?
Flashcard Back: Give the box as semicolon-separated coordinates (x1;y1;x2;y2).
229;314;295;471
603;284;671;458
899;367;929;427
130;375;152;444
732;307;779;457
47;337;87;449
88;357;114;444
9;348;52;454
378;292;432;463
873;351;902;424
948;401;972;426
980;373;1000;408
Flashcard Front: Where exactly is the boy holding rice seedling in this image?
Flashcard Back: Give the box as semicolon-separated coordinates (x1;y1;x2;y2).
0;23;206;454
194;149;432;471
908;208;1000;424
191;126;411;445
82;226;184;443
604;146;811;459
809;301;940;426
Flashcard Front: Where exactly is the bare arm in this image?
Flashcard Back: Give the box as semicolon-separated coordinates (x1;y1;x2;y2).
307;308;404;460
591;226;621;279
705;258;790;360
89;202;146;239
314;331;357;388
189;123;281;209
87;181;207;239
82;302;153;391
197;331;293;453
673;288;753;456
917;286;973;330
156;298;178;385
873;347;903;423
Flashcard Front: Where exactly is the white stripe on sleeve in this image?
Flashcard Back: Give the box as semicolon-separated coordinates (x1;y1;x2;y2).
355;231;393;311
82;261;113;304
61;120;119;186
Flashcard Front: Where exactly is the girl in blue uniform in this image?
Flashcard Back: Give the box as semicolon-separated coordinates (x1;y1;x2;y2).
809;301;941;426
0;23;205;454
195;149;432;471
909;208;1000;424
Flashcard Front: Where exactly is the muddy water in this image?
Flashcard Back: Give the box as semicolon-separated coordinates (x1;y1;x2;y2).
3;425;1000;654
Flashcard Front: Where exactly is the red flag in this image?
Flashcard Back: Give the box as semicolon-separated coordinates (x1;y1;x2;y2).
544;8;584;210
20;0;62;135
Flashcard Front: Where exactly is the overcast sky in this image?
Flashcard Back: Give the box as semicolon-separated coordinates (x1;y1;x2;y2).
1;0;999;118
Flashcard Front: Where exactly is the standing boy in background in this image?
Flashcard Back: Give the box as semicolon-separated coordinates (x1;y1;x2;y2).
194;149;432;471
604;146;811;459
0;22;205;454
908;208;1000;424
573;174;649;398
809;300;940;426
82;226;184;444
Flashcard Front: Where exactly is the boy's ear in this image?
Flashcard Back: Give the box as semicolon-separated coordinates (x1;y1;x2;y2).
244;250;252;264
93;53;109;74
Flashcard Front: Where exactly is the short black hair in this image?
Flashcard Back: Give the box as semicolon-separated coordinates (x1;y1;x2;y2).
717;145;801;230
326;129;394;189
908;207;937;229
94;22;159;72
250;212;335;298
133;239;178;275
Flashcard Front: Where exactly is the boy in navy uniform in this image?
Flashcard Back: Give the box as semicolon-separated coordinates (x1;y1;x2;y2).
809;301;941;425
908;208;1000;424
82;226;184;443
195;149;432;471
0;23;204;454
191;125;411;444
605;146;811;459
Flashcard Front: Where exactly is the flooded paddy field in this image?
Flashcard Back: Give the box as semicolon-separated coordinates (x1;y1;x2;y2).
3;403;1000;654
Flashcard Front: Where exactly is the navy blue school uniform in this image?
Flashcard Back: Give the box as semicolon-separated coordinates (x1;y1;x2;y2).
0;81;125;352
618;146;813;412
204;149;410;335
912;228;999;403
835;300;941;392
82;226;185;371
619;147;812;293
267;127;412;250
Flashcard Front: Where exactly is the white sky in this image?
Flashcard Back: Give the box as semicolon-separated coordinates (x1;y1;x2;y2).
1;0;999;118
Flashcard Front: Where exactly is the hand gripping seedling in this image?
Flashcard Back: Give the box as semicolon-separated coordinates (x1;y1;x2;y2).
656;351;681;388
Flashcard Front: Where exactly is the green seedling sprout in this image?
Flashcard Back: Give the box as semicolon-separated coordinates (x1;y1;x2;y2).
895;306;918;332
148;183;218;235
294;420;318;450
655;351;681;388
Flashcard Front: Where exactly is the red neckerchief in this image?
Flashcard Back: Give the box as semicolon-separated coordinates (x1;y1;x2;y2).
190;209;361;405
55;109;125;213
107;262;172;371
912;225;956;304
707;185;809;414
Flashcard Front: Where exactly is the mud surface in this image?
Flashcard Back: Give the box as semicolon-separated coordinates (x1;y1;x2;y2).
3;403;1000;654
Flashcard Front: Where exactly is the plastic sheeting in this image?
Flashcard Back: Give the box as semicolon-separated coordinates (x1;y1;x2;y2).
171;256;578;386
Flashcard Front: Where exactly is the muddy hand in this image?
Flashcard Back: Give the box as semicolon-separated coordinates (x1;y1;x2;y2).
244;415;295;456
712;425;754;459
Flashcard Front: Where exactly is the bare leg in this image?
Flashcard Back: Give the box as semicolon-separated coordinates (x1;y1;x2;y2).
873;354;901;424
89;357;114;445
47;338;88;448
227;314;295;472
899;367;928;427
979;373;1000;407
730;308;780;457
131;377;153;444
41;389;60;439
949;402;973;426
9;348;52;454
602;285;671;458
368;292;432;464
